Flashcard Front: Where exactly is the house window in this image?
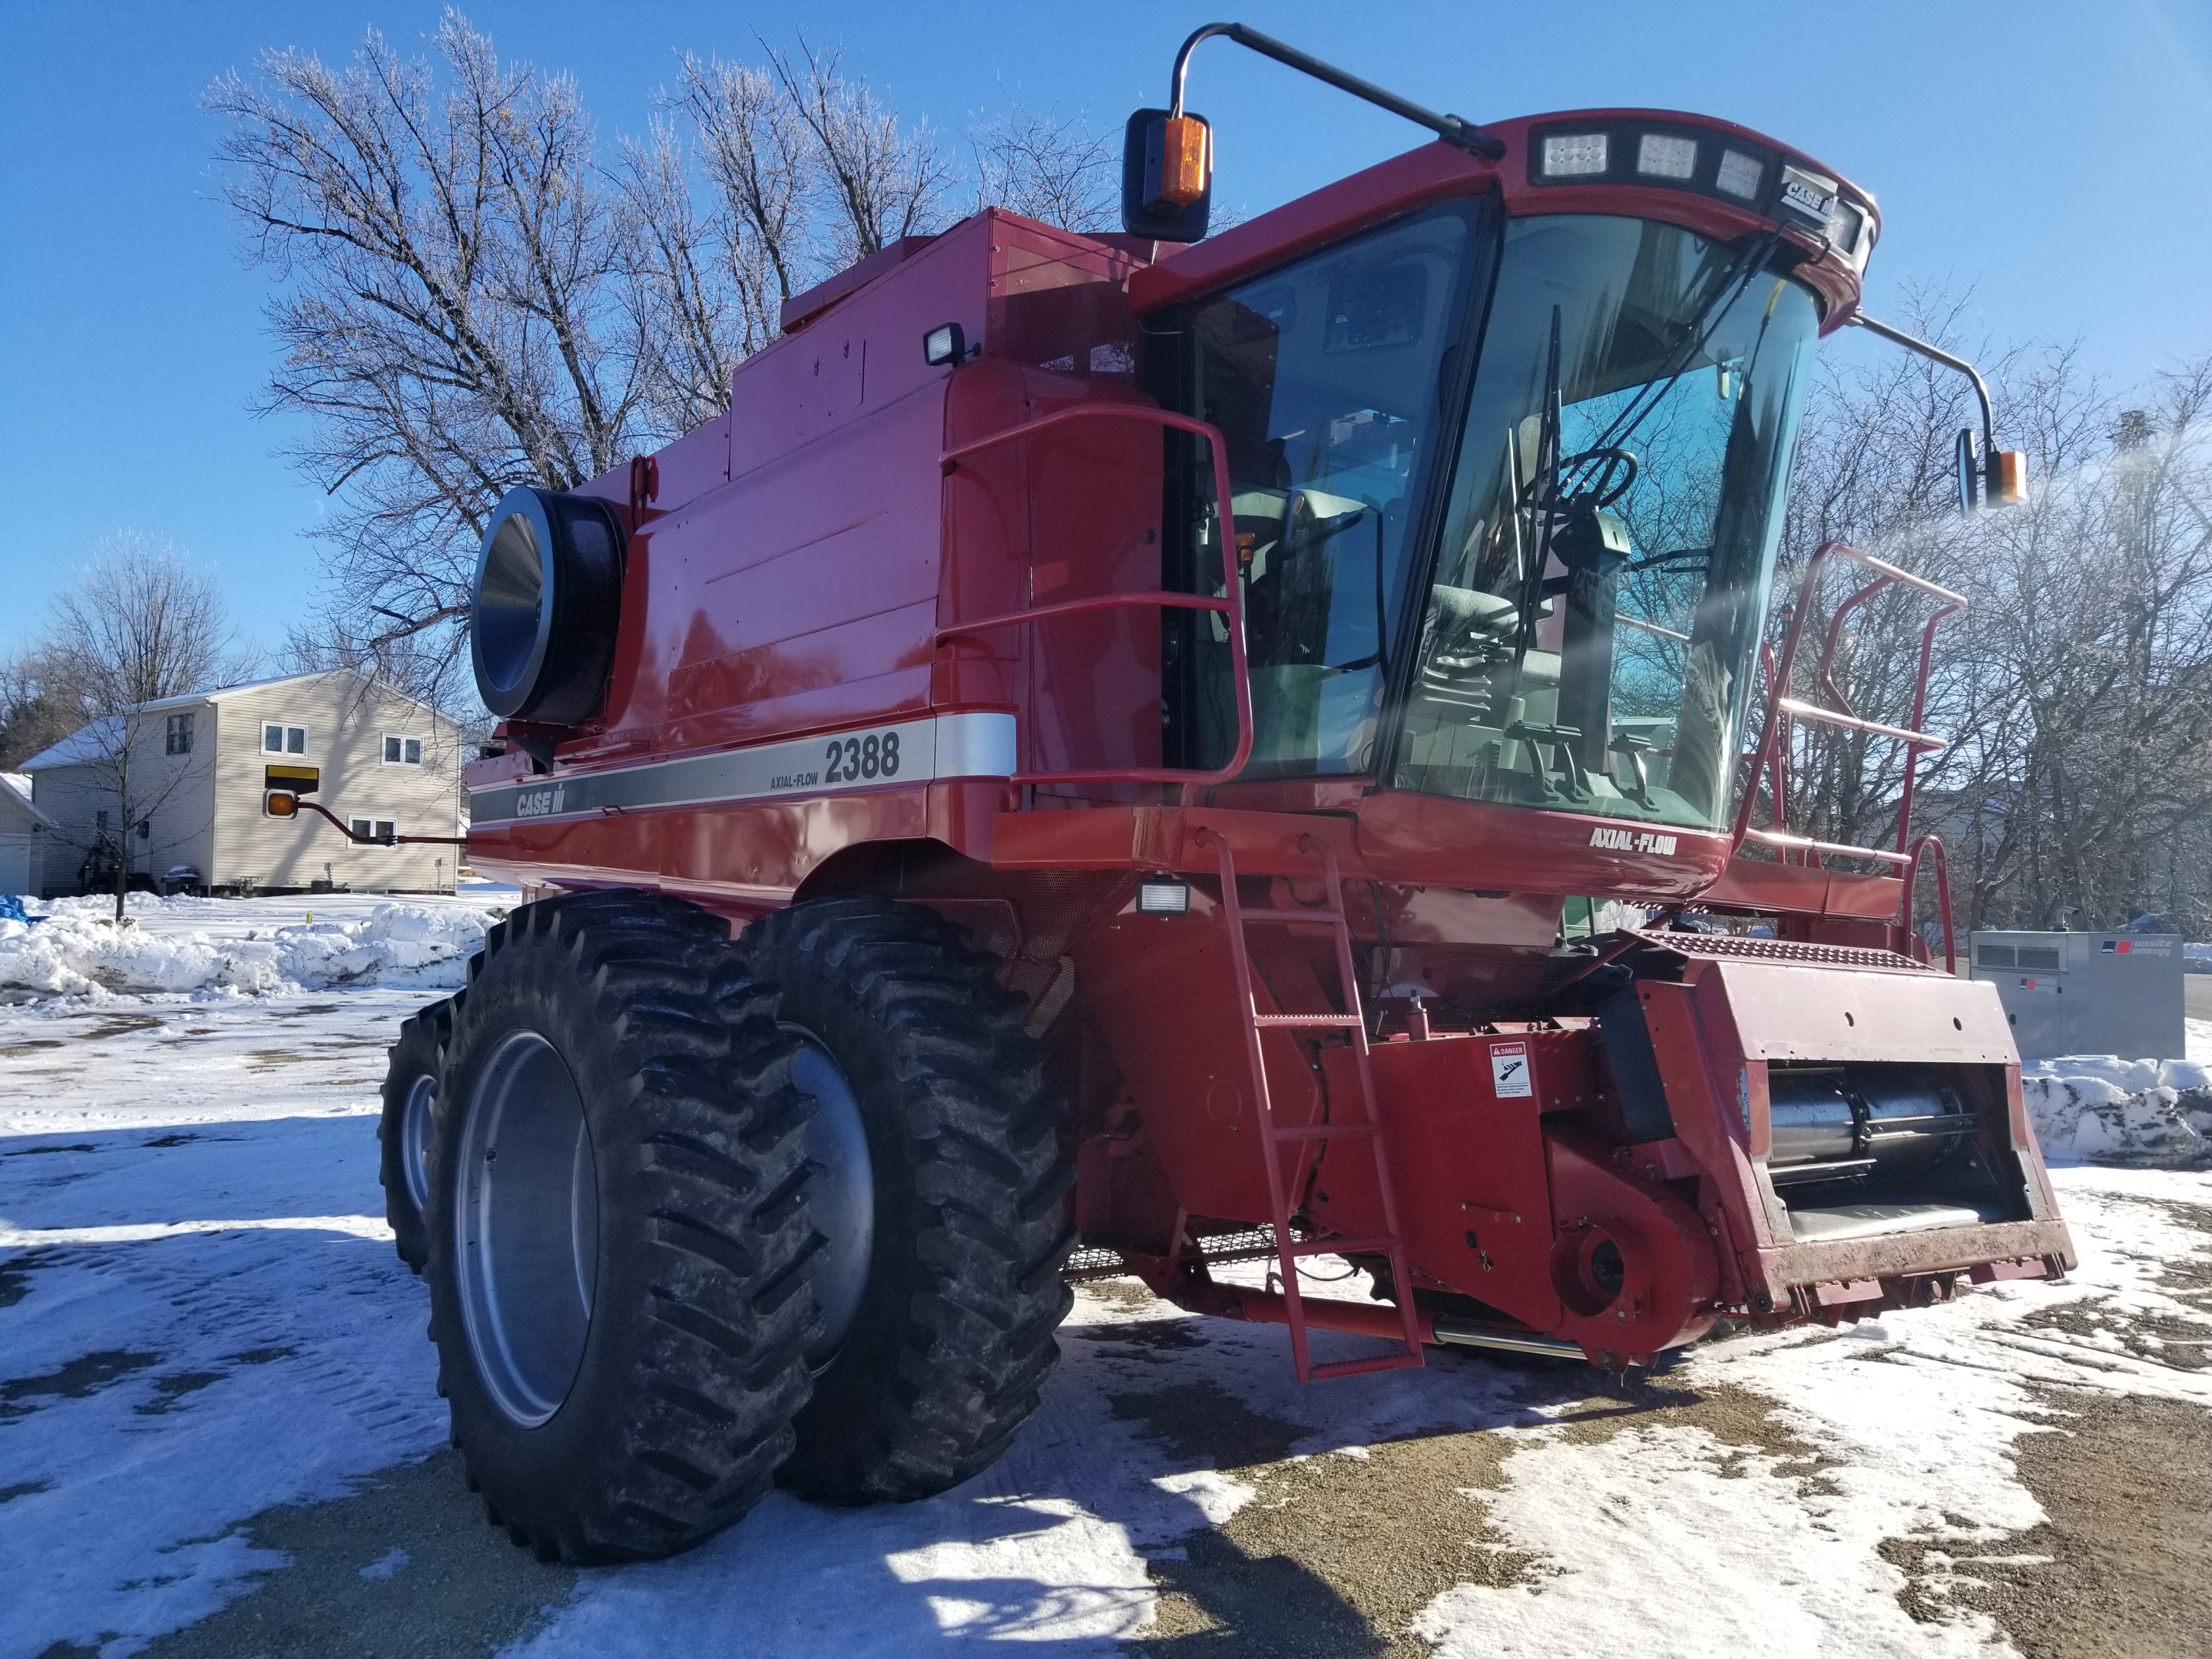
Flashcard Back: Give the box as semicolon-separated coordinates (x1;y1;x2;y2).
349;818;398;842
382;735;424;766
263;724;308;756
165;713;194;755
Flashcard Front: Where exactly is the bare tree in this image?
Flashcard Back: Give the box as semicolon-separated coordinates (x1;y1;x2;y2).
32;536;250;919
1763;303;2212;939
970;106;1118;232
48;535;246;710
204;12;650;717
0;650;81;773
207;12;646;707
211;15;1180;714
768;39;953;265
1957;364;2212;932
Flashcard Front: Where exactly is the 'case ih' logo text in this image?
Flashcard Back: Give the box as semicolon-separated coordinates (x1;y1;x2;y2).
1589;826;1677;856
515;785;566;819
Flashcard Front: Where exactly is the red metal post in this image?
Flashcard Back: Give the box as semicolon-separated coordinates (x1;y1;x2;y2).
1903;833;1957;973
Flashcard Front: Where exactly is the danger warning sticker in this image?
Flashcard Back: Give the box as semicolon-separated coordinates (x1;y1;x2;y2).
1490;1041;1534;1100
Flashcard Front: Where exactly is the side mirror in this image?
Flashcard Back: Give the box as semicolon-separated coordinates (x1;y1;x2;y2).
1955;429;1983;514
1121;108;1214;242
264;790;299;818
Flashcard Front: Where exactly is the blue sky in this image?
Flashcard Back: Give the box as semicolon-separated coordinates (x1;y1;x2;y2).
3;0;2209;664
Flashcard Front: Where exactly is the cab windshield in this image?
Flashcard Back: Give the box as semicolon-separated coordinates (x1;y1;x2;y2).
1394;215;1819;830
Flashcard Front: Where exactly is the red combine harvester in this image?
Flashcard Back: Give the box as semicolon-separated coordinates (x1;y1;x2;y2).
293;25;2074;1562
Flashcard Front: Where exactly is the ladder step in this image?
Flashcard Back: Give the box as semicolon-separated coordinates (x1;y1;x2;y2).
1237;907;1346;926
1286;1234;1399;1257
1310;1350;1425;1379
1251;1013;1363;1029
1267;1121;1380;1143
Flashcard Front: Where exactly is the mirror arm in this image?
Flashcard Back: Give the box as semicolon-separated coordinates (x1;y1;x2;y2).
1167;22;1505;160
1849;311;1996;463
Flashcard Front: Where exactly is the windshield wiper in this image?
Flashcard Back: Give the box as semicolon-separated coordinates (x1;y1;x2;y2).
1582;229;1784;459
1508;304;1568;675
1505;232;1784;662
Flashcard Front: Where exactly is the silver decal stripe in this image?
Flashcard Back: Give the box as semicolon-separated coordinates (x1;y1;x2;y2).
471;711;1015;826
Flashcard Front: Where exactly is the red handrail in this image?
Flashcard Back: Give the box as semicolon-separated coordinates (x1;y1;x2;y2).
938;402;1253;788
1732;541;1966;878
1740;826;1911;867
1903;833;1957;974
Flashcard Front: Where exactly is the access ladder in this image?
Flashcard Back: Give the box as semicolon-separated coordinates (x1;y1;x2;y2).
1201;831;1426;1382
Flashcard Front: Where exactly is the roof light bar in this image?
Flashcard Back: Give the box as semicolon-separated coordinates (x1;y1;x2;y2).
1527;119;1873;270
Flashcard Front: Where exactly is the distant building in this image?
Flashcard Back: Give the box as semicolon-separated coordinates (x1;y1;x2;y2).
0;771;55;896
20;670;468;896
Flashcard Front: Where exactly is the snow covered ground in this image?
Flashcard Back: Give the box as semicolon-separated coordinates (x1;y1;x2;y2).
0;887;515;999
2;897;2209;1657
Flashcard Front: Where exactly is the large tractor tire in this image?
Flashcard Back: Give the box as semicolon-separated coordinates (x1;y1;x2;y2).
378;995;456;1274
423;891;820;1563
746;896;1076;1504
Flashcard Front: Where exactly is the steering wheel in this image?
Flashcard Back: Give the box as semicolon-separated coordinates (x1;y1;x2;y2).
1555;446;1639;508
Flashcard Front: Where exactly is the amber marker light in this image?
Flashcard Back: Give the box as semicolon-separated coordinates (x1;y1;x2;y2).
1159;114;1212;205
1991;449;2029;505
264;790;298;818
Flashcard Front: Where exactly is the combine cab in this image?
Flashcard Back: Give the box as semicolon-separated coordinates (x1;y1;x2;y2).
339;24;2068;1561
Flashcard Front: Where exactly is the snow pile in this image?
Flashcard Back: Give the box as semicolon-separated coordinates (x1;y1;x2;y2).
268;905;492;989
0;902;495;998
2023;1054;2212;1167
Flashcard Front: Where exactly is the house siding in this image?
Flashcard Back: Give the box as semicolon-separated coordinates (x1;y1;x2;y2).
25;708;217;894
0;783;49;897
211;677;466;892
27;672;467;896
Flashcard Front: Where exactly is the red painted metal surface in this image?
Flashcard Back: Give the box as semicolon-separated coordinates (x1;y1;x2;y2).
453;110;2069;1380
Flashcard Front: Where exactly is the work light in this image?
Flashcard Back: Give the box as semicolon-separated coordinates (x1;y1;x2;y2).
1540;133;1608;177
1714;148;1764;200
1137;880;1191;914
923;323;967;367
1636;134;1697;180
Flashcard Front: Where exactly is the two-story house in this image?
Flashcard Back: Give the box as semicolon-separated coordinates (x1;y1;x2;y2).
22;670;469;894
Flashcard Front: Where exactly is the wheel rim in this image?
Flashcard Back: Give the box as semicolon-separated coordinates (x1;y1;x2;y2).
400;1071;437;1212
455;1030;598;1427
787;1031;874;1368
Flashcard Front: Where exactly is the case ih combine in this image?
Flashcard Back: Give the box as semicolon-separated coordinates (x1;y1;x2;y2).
287;25;2075;1562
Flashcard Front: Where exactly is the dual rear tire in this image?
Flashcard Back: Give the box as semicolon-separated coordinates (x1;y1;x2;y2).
393;889;1072;1561
378;998;453;1274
